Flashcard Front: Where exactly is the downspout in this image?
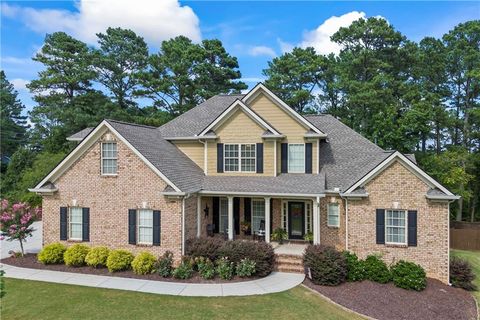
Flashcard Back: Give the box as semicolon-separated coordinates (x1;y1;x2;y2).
345;198;349;251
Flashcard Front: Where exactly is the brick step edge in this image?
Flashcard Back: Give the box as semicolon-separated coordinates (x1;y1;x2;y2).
275;260;303;267
274;267;305;274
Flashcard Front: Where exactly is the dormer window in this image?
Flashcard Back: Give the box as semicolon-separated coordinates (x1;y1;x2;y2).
101;142;118;175
288;143;305;173
224;143;256;172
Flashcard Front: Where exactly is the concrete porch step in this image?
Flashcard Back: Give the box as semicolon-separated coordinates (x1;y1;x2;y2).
274;266;305;273
275;254;304;274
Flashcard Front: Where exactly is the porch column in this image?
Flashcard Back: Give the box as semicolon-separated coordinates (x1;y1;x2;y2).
313;197;320;244
265;197;271;243
228;196;234;240
196;196;201;238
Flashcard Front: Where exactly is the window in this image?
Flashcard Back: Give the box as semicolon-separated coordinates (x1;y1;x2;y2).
101;142;118;175
282;201;288;230
305;202;312;233
138;209;153;244
224;144;256;172
386;210;407;244
327;203;340;227
219;198;228;233
252;199;265;233
288;144;305;173
69;207;83;240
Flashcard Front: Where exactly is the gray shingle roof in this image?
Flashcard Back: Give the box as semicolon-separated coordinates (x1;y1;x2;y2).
157;95;243;137
106;120;204;193
67;127;94;141
305;114;389;191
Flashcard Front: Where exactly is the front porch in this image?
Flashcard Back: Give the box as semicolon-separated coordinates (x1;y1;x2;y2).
193;195;321;245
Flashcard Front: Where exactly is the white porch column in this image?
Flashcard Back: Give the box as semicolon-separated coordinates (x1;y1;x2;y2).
265;197;271;243
313;197;320;244
228;196;234;240
196;196;202;238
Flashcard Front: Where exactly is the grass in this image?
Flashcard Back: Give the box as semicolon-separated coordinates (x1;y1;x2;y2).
1;278;363;320
451;249;480;303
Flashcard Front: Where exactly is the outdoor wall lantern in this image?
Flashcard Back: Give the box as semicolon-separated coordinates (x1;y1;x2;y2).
204;204;209;218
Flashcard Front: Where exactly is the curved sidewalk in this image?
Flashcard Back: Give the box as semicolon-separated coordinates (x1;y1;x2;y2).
1;263;304;297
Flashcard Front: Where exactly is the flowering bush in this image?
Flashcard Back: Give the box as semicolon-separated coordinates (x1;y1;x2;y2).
236;258;256;277
0;199;40;256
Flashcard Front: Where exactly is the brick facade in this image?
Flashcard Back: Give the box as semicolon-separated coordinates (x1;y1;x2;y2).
320;196;346;250
347;161;449;283
42;130;184;262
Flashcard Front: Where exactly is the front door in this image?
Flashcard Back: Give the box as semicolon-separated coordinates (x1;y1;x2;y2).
288;202;305;239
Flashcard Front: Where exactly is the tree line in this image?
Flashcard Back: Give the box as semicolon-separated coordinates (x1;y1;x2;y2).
1;19;478;221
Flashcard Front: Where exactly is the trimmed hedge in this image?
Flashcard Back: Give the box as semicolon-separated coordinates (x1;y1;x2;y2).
131;251;156;275
185;237;225;261
173;258;194;279
64;244;90;267
450;257;477;291
391;260;426;291
303;245;347;286
38;243;67;265
85;246;110;268
156;251;174;277
364;255;391;284
106;249;134;272
343;251;366;282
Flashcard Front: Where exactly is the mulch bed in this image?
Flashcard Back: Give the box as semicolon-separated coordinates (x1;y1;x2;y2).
1;254;260;284
304;278;477;320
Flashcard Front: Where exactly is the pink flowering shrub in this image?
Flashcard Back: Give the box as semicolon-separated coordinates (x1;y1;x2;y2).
0;199;40;256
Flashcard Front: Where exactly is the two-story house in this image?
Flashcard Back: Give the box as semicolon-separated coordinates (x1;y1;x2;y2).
30;83;458;283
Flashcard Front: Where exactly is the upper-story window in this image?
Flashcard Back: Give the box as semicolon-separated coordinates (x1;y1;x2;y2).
288;143;305;173
224;144;256;172
101;142;118;175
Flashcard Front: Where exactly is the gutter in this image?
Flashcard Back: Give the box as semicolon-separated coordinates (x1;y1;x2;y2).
426;195;461;201
198;190;326;199
28;188;58;195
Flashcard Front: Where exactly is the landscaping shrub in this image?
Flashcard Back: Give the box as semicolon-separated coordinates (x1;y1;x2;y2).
37;243;67;264
64;244;90;267
156;251;174;277
450;257;477;291
106;249;134;272
364;255;391;283
131;251;156;275
303;245;347;286
216;257;235;280
343;251;366;282
391;260;426;291
196;257;215;280
236;258;256;277
218;240;275;277
185;237;225;261
85;246;110;268
172;258;194;279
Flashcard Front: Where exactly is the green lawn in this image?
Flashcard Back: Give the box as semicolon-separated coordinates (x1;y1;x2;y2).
1;278;363;320
451;249;480;303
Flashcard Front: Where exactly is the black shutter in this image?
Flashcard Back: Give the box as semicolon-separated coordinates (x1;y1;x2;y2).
153;210;161;246
234;198;240;235
217;143;224;173
128;209;137;245
376;209;385;244
305;143;313;174
244;198;251;235
256;143;264;173
270;198;273;232
60;207;68;240
408;210;417;247
281;143;288;173
82;208;90;242
213;197;219;233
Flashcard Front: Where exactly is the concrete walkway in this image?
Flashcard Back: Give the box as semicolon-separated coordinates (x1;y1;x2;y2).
1;263;305;297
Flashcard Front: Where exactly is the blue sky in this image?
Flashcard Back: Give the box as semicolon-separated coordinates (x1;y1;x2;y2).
1;1;479;114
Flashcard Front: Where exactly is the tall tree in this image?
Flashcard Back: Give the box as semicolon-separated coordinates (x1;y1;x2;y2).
94;27;149;109
0;71;28;162
137;36;246;115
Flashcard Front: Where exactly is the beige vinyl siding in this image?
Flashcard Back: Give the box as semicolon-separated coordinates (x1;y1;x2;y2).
249;93;307;143
173;141;204;170
207;108;275;176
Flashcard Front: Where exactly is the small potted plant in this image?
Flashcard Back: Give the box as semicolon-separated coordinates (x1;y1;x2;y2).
304;231;313;244
240;221;251;235
271;227;288;244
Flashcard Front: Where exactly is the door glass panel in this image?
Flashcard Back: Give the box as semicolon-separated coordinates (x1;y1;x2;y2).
290;203;303;236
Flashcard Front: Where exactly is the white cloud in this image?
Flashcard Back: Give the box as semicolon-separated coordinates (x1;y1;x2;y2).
1;0;201;45
280;11;379;55
248;46;276;58
239;77;265;83
11;78;30;92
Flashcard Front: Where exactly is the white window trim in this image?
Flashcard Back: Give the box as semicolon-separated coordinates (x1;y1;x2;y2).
287;143;305;173
385;209;408;245
327;203;340;228
69;207;83;240
281;200;288;231
305;202;312;233
219;198;228;234
101;141;118;176
251;198;266;234
137;209;154;245
224;143;257;173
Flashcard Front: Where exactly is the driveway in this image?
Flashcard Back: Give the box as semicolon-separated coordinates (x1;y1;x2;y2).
1;221;42;259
